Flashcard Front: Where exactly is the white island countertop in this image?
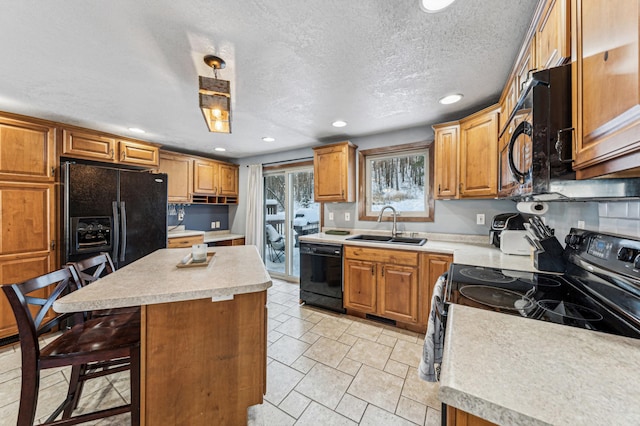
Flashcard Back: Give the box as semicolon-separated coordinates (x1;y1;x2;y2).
300;232;542;272
440;304;640;426
54;246;271;313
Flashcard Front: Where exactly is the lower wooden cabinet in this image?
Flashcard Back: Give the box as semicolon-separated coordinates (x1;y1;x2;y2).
419;253;452;326
446;405;497;426
167;235;204;248
213;238;245;246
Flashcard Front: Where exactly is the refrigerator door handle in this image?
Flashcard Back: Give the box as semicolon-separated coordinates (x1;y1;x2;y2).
112;201;120;262
120;201;127;262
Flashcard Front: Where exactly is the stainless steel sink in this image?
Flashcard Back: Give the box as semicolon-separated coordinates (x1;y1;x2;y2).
346;234;427;246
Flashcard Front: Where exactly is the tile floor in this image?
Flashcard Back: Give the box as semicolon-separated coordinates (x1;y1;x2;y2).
0;279;441;425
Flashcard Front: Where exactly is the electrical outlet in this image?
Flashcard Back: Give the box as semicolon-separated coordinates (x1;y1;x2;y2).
329;212;334;221
178;211;184;221
345;212;350;221
476;213;485;225
211;221;216;229
215;221;221;228
577;220;586;229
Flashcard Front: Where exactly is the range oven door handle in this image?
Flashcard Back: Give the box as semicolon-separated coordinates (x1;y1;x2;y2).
507;120;533;184
112;201;120;262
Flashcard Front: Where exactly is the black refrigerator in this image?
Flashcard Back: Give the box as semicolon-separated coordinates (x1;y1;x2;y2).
62;162;168;269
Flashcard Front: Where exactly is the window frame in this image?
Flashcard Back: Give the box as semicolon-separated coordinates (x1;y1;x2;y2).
357;141;434;222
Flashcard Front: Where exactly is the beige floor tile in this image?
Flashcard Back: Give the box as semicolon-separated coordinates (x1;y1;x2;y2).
268;317;283;331
92;412;131;425
295;401;357;426
278;390;311;419
381;327;421;344
337;357;362;376
390;339;423;367
261;400;296;426
0;375;22;408
336;392;368;423
359;404;416;425
347;365;403;413
303;337;351;368
0;348;21;375
338;333;358;346
384;359;409;378
0;400;18;425
301;311;327;324
267;303;289;319
264;360;304;406
72;384;127;417
345;321;384;342
0;367;20;390
290;355;317;374
396;396;427;425
346;339;392;370
295;363;353;410
298;331;321;344
401;369;441;409
268;329;284;343
274;316;316;339
268;335;310;366
425;406;442;426
377;333;398;348
285;304;315;320
310;317;350;340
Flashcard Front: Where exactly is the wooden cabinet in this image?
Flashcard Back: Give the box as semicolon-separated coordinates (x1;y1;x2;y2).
571;0;640;178
62;128;159;167
192;158;239;203
167;235;204;248
433;122;459;199
344;246;419;325
419;253;452;327
158;151;193;203
313;141;357;202
194;159;219;194
214;238;245;246
218;162;239;197
446;405;497;426
536;0;570;69
459;105;500;198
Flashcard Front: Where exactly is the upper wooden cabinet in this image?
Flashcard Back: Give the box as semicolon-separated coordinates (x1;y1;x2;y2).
218;162;239;197
192;157;239;204
458;105;500;198
0;115;56;182
433;122;459;199
571;0;640;178
536;0;570;69
158;151;193;203
194;158;219;195
62;128;159;167
313;141;357;202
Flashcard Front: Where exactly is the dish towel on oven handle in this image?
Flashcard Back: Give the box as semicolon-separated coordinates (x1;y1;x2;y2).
419;272;446;382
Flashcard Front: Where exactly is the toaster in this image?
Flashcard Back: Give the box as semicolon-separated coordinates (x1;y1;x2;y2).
500;230;531;256
489;213;532;248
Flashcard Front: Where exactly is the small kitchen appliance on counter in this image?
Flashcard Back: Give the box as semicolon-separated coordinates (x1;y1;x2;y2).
489;213;532;248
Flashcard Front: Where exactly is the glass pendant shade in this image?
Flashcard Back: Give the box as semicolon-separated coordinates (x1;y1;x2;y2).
199;76;231;133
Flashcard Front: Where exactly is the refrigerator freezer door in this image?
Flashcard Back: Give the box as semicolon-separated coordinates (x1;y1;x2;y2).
118;170;167;268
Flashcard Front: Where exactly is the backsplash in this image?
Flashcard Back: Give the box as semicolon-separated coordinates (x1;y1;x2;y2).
598;201;640;237
168;204;229;231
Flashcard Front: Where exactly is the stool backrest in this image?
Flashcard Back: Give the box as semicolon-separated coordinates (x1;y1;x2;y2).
68;252;115;287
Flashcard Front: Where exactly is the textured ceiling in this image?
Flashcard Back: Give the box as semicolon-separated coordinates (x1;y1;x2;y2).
0;0;538;159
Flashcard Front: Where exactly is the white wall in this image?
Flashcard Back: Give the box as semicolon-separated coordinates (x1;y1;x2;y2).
230;125;604;240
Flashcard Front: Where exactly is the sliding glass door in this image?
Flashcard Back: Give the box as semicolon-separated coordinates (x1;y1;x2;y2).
264;166;319;280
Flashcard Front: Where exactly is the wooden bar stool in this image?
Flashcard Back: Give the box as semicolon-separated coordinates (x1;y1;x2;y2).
2;266;140;426
67;252;140;318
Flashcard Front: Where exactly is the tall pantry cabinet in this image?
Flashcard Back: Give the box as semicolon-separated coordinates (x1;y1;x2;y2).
0;113;57;340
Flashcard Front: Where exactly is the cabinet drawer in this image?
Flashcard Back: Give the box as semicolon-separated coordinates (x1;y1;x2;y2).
167;235;204;248
344;246;418;266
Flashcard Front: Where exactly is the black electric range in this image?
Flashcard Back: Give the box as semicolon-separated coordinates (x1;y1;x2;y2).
443;228;640;339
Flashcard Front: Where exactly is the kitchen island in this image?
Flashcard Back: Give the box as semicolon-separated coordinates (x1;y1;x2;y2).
54;246;272;425
440;304;640;426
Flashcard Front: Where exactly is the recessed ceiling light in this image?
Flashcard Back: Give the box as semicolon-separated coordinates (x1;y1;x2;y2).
332;120;347;128
262;137;275;142
438;94;463;105
128;127;146;134
214;147;226;152
420;0;456;13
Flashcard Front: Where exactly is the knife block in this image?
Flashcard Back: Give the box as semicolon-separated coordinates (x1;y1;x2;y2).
533;236;565;273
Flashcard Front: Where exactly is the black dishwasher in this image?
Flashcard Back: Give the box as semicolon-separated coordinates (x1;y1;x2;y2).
299;242;345;313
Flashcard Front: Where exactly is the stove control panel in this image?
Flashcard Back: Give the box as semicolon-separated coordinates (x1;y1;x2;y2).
567;228;640;277
587;237;612;259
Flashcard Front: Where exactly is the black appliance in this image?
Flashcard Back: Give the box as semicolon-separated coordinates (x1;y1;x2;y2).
299;242;345;313
62;162;168;268
489;212;532;247
443;229;640;339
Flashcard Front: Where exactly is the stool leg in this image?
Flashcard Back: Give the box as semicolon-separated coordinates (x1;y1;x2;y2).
63;364;84;418
17;363;40;426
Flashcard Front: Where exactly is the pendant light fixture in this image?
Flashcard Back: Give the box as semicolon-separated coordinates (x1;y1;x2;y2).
199;55;232;133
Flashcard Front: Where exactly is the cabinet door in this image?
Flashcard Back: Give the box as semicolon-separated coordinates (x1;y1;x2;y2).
536;0;570;69
314;142;355;202
0;116;56;183
62;128;117;162
459;109;499;198
219;163;239;196
420;254;452;326
344;258;377;313
378;264;419;323
433;124;459;199
515;38;537;99
193;160;219;194
159;152;193;202
118;140;159;167
0;182;56;339
572;0;640;178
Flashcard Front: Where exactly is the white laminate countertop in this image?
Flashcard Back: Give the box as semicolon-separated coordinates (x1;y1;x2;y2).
439;304;640;426
299;232;543;273
167;229;245;243
54;246;271;313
